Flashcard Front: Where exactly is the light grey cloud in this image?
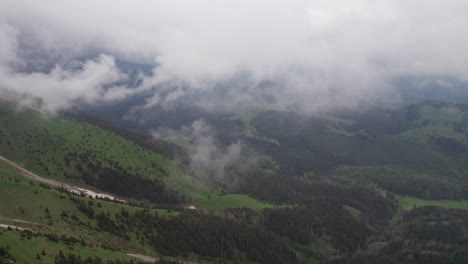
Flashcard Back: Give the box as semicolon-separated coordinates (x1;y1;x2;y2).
0;23;135;111
189;119;242;175
0;53;129;111
151;119;247;179
0;0;468;112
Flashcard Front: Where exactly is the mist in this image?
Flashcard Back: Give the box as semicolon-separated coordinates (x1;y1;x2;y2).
151;119;249;181
1;0;468;113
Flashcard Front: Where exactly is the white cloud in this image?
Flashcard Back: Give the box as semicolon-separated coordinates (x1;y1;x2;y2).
151;119;246;179
0;0;467;112
0;52;128;111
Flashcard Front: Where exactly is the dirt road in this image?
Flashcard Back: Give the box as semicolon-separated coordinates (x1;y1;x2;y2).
0;155;127;203
127;253;204;264
0;224;33;232
0;216;45;227
126;253;158;263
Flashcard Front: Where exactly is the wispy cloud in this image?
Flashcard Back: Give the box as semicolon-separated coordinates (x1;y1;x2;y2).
151;119;248;180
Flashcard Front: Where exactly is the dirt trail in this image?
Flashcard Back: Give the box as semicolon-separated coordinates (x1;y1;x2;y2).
0;215;45;227
127;253;202;264
0;155;63;186
0;216;43;232
0;224;33;232
0;155;127;203
127;253;158;263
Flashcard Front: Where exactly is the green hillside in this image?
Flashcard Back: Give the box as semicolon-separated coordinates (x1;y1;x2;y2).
0;101;184;204
0;101;274;211
0;102;169;181
0;172;181;256
0;229;135;264
0;161;294;263
0;100;298;263
249;101;468;200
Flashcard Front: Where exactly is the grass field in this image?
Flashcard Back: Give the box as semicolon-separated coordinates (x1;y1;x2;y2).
0;229;136;264
0;160;276;263
0;175;181;255
0;100;170;184
0;159;22;179
168;167;274;211
0;100;278;211
390;195;468;226
399;103;468;145
398;196;468;210
229;105;279;144
163;135;195;150
333;164;462;188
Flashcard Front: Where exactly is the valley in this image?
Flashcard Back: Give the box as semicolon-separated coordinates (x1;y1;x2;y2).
3;99;468;263
1;2;467;263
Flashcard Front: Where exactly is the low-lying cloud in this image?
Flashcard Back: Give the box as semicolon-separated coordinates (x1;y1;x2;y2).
1;0;468;113
152;119;247;180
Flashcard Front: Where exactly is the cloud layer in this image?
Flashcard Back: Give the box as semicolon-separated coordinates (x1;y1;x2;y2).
1;0;468;112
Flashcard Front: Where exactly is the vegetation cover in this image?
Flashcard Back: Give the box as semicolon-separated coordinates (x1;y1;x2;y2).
3;99;468;263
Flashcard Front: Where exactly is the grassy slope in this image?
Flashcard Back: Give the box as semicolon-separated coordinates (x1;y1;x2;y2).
229;105;279;144
263;103;464;161
168;169;274;211
390;195;468;226
334;103;468;196
251;112;456;183
398;196;468;210
0;159;178;258
333;165;461;189
0;229;135;264
0;158;23;179
0;100;273;211
0;156;275;263
248;103;468;227
255;103;468;194
0;177;179;254
0;101;169;184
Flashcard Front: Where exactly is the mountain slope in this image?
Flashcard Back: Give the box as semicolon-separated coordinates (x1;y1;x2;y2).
246;101;468;199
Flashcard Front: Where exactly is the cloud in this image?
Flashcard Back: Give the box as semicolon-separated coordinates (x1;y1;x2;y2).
1;0;468;112
151;119;247;180
189;119;242;175
0;53;130;112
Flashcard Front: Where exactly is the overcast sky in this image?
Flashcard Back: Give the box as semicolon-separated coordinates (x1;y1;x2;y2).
0;0;467;112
